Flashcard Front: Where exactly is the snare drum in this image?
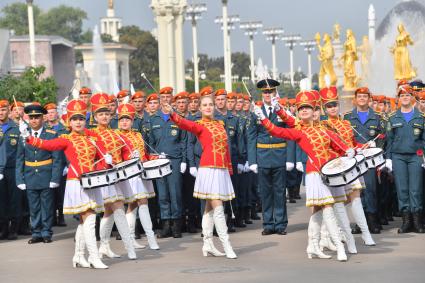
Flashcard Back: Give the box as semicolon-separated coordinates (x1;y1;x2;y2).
115;158;144;181
141;159;172;180
321;156;360;187
362;147;385;168
80;168;118;190
354;154;368;176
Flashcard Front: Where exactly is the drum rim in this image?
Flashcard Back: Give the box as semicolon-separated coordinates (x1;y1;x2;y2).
321;157;357;177
363;147;383;159
143;159;171;168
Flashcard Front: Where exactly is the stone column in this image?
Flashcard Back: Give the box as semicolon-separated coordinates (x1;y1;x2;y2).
174;2;187;92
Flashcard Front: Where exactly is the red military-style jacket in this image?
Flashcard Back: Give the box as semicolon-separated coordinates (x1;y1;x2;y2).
322;117;363;149
115;129;158;162
170;112;233;174
27;131;108;180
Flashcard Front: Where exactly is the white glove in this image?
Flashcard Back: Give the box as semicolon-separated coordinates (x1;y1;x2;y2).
237;163;244;174
253;106;266;120
367;140;376;148
271;96;281;111
356;148;363;155
296;162;304;172
346;148;355;158
249;164;258;174
385;159;393;172
159;152;167;159
62;167;68;176
19;122;30;138
243;161;250;173
0;174;3;181
104;154;113;165
422;163;425;169
286;109;294;118
49;182;59;189
189;167;198;177
180;162;187;173
286;162;294;171
17;184;26;190
132;150;140;158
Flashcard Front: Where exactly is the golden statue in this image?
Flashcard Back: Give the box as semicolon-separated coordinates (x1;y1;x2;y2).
108;0;114;9
341;29;359;91
315;32;337;88
358;35;372;82
390;23;416;81
333;23;341;42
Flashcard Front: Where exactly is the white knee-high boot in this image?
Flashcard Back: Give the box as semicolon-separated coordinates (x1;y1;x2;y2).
138;204;159;250
213;206;237;259
333;202;357;254
202;210;225;257
72;224;90;268
114;207;137;260
323;207;347;262
306;211;331;259
319;222;337;252
350;197;376;246
126;209;146;249
83;214;108;269
99;216;120;258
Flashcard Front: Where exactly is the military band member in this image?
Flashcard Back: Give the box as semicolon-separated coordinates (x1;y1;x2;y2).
165;95;237;259
21;99;110;269
247;79;288;235
384;85;425;233
149;87;187;238
0;100;21;240
15;104;62;244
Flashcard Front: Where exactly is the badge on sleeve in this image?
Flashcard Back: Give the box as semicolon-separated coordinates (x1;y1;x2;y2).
10;138;17;146
171;129;178;136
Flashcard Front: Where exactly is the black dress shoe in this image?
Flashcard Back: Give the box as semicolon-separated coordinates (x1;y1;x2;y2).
275;229;287;235
261;229;274;235
56;215;67;227
28;237;43;244
43;238;52;243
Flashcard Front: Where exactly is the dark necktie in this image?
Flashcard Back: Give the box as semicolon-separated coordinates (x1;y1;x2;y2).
268;107;273;119
34;132;38;138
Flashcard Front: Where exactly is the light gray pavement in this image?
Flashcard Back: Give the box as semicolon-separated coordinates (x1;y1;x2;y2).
1;188;425;283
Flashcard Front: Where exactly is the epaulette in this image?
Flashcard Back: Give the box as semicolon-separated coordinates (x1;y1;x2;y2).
45;129;56;134
388;111;397;117
59;133;69;139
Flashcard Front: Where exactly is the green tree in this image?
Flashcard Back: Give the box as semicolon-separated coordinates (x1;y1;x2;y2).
0;66;58;104
119;25;159;90
0;3;41;35
37;5;87;43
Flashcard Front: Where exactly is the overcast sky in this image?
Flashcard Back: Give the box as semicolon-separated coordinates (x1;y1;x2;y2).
0;0;411;75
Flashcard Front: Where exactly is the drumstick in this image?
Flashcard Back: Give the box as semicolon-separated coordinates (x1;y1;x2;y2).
359;134;384;150
116;133;136;157
350;125;369;143
92;143;126;167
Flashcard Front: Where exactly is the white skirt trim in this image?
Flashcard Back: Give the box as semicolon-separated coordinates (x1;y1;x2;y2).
305;172;346;207
101;180;134;204
63;180;104;215
194;167;235;201
128;177;156;199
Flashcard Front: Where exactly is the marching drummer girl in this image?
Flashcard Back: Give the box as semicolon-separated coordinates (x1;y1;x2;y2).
319;86;377;252
87;93;137;260
115;103;160;250
162;95;237;259
19;100;111;269
257;90;354;262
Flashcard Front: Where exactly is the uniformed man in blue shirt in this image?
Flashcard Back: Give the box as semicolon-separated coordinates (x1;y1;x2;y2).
148;87;187;238
16;105;62;243
247;79;288;235
344;87;386;234
384;85;425;233
0;100;22;240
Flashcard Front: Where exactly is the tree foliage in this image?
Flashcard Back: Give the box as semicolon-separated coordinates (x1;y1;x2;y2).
0;3;41;35
0;66;58;104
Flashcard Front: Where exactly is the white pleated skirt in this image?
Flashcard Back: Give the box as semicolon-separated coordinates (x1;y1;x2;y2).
305;172;346;207
63;180;104;215
101;180;134;204
128;176;156;199
344;176;365;195
194;167;235;201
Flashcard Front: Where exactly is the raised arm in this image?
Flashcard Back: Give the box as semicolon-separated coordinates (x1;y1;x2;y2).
260;118;302;142
170;112;203;136
276;108;297;128
27;136;68;151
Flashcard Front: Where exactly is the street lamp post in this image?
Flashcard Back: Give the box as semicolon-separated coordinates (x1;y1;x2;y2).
219;0;231;92
215;14;240;92
26;0;36;67
186;3;207;93
300;40;316;81
263;27;284;80
240;21;263;83
282;34;301;86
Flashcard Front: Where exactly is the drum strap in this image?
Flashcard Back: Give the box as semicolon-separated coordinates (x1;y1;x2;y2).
69;164;79;178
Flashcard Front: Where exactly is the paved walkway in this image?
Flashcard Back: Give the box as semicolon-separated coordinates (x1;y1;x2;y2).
1;189;425;283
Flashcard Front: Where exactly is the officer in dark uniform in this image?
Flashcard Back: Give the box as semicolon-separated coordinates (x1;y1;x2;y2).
247;79;288;235
344;87;386;234
0;100;21;240
149;87;187;238
385;85;425;233
16;105;62;243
